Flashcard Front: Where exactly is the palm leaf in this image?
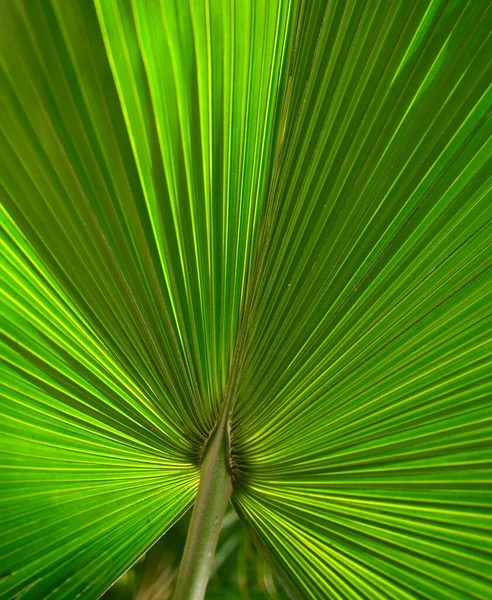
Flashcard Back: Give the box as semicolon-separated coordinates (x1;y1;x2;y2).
1;0;491;599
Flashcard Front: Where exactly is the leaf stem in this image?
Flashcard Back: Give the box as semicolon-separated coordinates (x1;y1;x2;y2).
173;409;232;600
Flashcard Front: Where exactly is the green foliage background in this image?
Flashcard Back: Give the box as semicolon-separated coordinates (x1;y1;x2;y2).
1;0;491;598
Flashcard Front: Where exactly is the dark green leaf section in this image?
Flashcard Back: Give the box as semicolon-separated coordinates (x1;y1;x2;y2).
1;1;491;599
231;1;492;598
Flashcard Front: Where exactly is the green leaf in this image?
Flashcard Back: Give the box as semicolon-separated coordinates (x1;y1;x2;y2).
230;2;492;597
1;0;491;599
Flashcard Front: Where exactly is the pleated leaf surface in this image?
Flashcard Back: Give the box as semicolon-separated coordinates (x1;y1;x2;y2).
1;0;291;597
231;2;492;597
1;0;491;599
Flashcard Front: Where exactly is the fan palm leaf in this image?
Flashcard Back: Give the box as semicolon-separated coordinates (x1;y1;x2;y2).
1;0;491;598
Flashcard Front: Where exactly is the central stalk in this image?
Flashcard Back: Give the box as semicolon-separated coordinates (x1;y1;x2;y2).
173;409;232;600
